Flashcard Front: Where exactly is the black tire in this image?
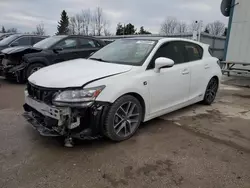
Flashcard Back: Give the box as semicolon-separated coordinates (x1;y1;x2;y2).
104;95;143;141
203;77;219;105
26;63;44;80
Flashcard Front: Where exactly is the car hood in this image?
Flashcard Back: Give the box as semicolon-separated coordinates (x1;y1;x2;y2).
28;59;133;88
1;46;42;55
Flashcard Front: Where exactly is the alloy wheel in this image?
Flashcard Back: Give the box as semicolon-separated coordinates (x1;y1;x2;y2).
205;78;218;103
113;101;140;137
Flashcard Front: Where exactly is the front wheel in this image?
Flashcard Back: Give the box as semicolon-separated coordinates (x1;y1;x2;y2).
104;95;143;141
203;77;219;105
26;63;44;80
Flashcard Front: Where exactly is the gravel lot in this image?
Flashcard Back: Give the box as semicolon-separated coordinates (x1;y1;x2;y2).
0;76;250;188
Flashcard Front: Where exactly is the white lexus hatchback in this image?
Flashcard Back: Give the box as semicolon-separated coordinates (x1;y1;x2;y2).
23;37;222;147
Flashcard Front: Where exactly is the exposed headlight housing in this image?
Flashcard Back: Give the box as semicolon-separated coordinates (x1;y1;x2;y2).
53;85;105;107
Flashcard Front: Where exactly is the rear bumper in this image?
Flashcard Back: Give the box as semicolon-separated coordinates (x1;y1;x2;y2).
23;92;111;139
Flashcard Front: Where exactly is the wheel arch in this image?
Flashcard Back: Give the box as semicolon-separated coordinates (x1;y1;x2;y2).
122;92;146;121
210;75;219;85
24;61;47;80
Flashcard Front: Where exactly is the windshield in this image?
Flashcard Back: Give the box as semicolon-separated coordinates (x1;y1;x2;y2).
0;35;18;46
33;35;66;49
89;39;156;66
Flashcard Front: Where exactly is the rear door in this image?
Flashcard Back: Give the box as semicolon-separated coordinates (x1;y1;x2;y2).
76;38;102;58
183;42;209;100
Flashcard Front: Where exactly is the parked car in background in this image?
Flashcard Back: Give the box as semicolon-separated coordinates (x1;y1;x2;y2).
0;33;14;41
23;37;222;147
0;34;47;52
0;34;47;76
1;35;105;82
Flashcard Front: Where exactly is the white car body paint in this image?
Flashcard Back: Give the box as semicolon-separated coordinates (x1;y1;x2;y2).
28;38;222;122
28;59;132;88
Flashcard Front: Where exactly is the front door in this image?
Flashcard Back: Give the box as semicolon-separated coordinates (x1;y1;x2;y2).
147;41;191;115
53;38;79;63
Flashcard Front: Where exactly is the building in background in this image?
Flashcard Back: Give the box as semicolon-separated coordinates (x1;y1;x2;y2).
222;0;250;63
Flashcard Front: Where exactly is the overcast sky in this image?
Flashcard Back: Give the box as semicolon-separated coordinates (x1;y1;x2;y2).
0;0;228;35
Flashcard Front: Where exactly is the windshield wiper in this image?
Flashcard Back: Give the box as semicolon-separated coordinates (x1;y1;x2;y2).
89;57;108;62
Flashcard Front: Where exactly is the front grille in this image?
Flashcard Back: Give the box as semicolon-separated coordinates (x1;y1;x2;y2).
27;82;58;104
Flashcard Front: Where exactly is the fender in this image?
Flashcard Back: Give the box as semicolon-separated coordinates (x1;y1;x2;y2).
24;56;50;66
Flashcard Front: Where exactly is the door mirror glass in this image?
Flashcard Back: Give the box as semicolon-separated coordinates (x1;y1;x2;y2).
154;57;174;73
10;42;19;47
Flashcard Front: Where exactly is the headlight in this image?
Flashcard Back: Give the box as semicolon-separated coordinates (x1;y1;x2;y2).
53;85;105;106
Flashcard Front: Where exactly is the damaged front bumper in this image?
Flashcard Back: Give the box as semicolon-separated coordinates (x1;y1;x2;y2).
2;62;26;82
23;91;110;139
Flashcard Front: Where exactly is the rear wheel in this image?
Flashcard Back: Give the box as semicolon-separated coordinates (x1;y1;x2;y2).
26;63;44;79
104;95;143;141
203;77;218;105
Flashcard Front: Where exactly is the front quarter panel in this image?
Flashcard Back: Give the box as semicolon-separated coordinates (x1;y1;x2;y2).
86;70;151;120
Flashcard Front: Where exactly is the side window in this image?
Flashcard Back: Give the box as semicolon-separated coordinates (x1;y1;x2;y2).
32;37;45;45
183;42;203;62
79;38;97;48
148;41;185;69
14;37;31;46
55;38;77;49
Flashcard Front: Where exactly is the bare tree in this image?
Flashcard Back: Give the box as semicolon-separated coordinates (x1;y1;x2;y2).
69;14;83;35
69;7;110;36
94;7;105;36
103;20;111;36
33;23;46;35
6;28;17;33
176;21;188;33
90;13;96;36
206;21;225;36
69;16;76;35
75;13;83;34
160;17;178;34
82;9;91;35
189;21;203;32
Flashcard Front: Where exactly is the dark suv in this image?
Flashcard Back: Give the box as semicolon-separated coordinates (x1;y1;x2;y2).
1;35;105;82
0;34;47;51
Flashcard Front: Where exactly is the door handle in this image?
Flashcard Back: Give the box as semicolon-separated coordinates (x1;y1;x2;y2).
182;69;189;75
204;64;210;69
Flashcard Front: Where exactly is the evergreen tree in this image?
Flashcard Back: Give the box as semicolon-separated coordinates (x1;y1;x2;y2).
116;23;124;35
138;26;151;34
116;23;137;35
1;26;6;33
56;10;69;35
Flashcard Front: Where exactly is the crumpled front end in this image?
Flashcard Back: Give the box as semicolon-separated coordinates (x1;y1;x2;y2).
23;83;110;140
1;54;27;82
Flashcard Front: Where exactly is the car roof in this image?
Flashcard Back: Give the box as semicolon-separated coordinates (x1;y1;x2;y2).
10;33;48;38
124;36;164;41
120;37;206;47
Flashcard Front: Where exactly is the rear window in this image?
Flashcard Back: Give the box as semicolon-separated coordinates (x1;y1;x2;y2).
183;42;203;61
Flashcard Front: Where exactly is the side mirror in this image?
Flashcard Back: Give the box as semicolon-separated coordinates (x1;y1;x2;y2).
10;42;19;47
154;57;174;73
53;47;63;53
